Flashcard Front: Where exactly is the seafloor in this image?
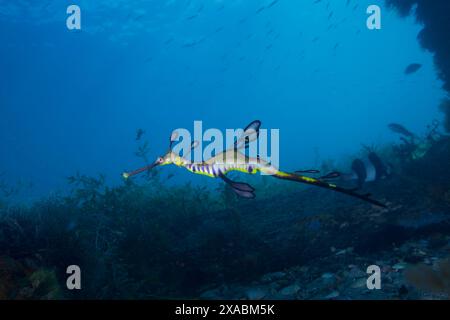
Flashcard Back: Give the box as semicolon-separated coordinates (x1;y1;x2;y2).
1;136;449;300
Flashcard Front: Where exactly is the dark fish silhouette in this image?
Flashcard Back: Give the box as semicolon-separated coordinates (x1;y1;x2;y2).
388;123;414;138
404;63;422;75
319;171;341;180
267;0;280;9
186;14;198;20
164;37;174;45
136;129;145;141
296;169;320;174
256;6;265;14
214;27;224;34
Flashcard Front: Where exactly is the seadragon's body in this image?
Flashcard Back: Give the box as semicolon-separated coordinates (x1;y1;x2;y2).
123;121;387;207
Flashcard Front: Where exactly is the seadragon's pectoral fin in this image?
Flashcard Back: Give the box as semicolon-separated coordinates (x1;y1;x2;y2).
219;173;256;199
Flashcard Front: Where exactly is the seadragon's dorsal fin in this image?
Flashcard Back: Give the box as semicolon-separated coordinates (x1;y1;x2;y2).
204;120;262;165
234;120;261;150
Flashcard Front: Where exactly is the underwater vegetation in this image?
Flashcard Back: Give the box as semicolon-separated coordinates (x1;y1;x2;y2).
1;123;450;299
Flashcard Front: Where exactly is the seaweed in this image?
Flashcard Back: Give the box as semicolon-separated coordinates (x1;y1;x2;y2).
1;133;450;299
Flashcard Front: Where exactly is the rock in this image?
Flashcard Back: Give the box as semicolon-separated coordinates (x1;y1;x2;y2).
200;288;222;299
321;272;334;280
351;278;367;289
393;262;408;271
280;284;301;296
245;287;268;300
324;291;340;299
321;273;337;287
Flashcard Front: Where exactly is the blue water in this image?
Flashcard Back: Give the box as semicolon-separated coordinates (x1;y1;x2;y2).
0;0;446;201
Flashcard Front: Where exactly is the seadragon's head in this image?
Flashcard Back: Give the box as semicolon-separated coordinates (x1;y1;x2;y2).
122;131;198;179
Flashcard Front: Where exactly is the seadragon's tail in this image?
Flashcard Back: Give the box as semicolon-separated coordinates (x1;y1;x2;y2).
273;170;387;208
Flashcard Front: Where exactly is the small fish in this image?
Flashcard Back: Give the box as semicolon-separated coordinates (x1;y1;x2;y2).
267;0;280;9
296;169;320;174
133;14;145;22
136;129;145;140
404;63;422;75
327;11;333;20
256;6;265;14
164;37;174;45
238;17;247;24
214;27;224;34
320;171;341;180
388;123;415;138
314;0;322;4
186;14;198;20
182;40;198;48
